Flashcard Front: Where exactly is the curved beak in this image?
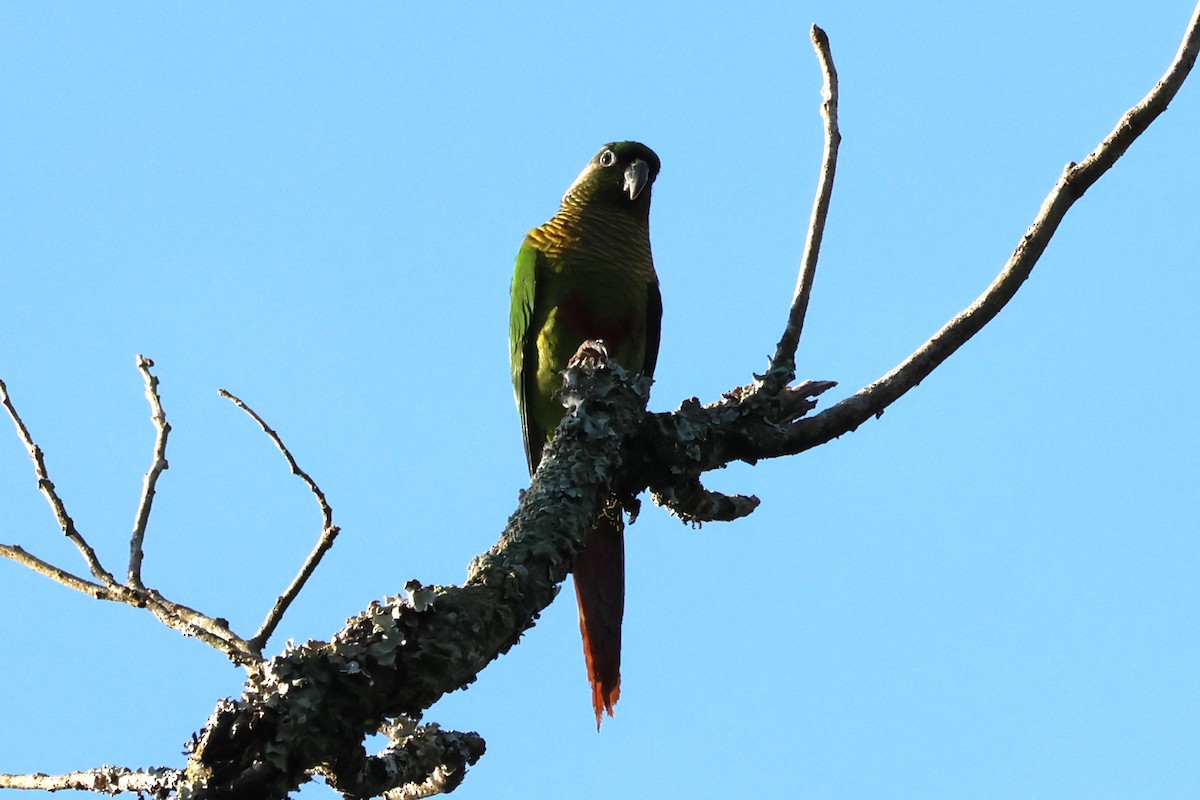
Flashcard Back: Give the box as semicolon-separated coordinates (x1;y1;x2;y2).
623;159;650;200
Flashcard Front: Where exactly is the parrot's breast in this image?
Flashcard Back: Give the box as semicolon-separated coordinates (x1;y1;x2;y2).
525;207;657;447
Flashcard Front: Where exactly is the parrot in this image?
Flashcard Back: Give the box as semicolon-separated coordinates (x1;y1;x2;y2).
509;141;662;728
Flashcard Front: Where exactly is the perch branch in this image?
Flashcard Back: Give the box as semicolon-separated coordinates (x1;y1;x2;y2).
128;354;171;589
763;23;841;393
177;343;646;798
217;389;341;650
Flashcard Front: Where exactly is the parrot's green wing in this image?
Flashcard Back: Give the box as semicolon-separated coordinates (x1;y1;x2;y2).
509;239;544;474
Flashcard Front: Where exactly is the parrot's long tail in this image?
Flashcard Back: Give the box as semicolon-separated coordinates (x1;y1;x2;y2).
572;499;625;730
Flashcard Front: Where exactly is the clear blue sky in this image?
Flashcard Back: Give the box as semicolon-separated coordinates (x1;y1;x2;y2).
2;3;1198;799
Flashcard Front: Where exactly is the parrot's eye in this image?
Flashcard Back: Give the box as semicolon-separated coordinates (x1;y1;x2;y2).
598;149;616;168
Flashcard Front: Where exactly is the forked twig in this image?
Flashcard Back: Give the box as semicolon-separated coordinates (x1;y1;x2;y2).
1;366;260;665
786;1;1200;447
218;389;341;649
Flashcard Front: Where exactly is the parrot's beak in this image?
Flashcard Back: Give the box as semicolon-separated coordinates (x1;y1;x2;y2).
624;159;650;200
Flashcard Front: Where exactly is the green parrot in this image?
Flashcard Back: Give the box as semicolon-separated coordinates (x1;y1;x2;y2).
509;141;662;728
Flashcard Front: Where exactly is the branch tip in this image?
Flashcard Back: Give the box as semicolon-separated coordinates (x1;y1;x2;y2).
129;354;172;589
764;21;841;394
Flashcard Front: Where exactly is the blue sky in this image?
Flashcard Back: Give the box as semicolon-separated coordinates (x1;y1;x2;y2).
2;3;1198;798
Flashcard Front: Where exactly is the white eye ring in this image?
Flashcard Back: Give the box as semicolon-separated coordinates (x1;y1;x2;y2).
598;149;616;167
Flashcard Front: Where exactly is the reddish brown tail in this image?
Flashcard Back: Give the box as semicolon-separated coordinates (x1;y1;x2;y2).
571;501;625;730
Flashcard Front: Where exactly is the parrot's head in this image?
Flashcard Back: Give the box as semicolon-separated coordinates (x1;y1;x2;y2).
562;141;661;216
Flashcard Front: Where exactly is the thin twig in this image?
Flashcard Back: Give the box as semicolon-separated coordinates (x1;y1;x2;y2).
218;388;340;650
763;23;841;394
0;543;114;599
250;521;341;650
0;377;115;585
128;354;171;589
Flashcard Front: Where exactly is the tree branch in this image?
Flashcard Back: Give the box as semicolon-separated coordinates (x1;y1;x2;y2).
0;543;113;598
318;719;486;800
177;10;1200;788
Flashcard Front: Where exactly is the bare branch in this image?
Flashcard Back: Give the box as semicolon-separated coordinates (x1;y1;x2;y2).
763;23;841;393
249;521;341;651
0;766;179;796
768;1;1200;457
218;388;341;650
128;354;171;590
0;377;116;585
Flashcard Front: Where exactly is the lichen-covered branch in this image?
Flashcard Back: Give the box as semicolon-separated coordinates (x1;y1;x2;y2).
642;380;836;522
176;343;648;799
